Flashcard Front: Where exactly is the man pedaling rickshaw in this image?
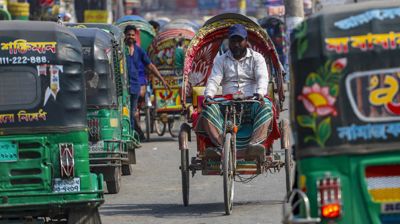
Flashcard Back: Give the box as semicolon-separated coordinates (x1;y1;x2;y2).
195;24;274;158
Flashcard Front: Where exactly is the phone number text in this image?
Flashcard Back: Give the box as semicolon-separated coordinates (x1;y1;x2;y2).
0;56;49;65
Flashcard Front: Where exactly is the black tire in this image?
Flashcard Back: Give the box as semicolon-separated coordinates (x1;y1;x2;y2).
67;207;101;224
106;167;121;194
181;148;190;206
145;107;151;141
285;146;292;194
223;133;234;215
121;164;132;176
168;119;178;138
154;119;166;136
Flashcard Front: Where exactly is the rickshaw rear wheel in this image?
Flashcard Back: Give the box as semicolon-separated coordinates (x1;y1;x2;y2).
181;148;190;206
280;119;292;194
168;119;178;137
106;166;121;194
67;207;101;224
223;133;234;215
155;119;166;136
145;107;151;141
285;146;292;194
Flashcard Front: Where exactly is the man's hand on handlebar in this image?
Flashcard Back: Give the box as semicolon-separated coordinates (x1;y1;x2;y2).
203;95;214;104
251;93;263;101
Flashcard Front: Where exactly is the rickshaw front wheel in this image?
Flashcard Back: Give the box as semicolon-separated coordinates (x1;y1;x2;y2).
181;148;190;206
223;133;234;215
145;107;151;141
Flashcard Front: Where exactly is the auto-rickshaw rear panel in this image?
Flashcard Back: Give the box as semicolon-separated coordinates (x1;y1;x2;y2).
289;1;400;223
0;21;104;219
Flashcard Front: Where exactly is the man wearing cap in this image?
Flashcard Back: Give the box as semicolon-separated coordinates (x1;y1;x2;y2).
195;24;273;158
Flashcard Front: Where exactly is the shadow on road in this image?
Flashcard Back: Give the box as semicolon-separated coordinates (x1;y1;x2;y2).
100;200;283;218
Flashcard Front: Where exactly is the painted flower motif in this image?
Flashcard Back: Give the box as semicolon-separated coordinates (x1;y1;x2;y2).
298;83;337;116
331;58;347;73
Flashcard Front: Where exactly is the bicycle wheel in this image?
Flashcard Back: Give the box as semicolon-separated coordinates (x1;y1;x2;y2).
145;107;151;141
154;119;166;136
181;148;190;206
223;133;234;215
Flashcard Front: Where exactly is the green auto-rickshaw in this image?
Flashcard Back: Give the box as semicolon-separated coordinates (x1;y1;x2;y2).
284;1;400;223
66;23;138;177
0;21;103;223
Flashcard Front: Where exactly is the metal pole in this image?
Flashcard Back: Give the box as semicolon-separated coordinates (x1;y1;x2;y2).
239;0;246;16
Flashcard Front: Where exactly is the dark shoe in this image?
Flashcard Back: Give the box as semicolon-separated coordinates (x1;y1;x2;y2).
245;143;266;161
205;147;221;159
139;134;146;142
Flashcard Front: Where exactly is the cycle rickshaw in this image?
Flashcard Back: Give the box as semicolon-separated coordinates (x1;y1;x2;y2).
283;1;400;223
147;20;197;138
178;13;290;215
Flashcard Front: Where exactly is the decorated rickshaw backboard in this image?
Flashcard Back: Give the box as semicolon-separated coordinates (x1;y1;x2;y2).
291;1;400;158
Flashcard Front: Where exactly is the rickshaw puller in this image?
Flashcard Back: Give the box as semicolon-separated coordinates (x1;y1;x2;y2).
195;24;273;158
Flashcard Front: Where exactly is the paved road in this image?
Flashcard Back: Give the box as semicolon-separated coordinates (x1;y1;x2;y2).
100;107;290;224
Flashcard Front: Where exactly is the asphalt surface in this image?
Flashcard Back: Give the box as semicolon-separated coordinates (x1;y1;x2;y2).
100;102;291;224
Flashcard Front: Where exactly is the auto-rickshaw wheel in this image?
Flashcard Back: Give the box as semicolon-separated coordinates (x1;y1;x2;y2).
223;133;234;215
67;207;101;224
106;166;121;194
145;107;151;141
154;119;166;136
122;164;132;176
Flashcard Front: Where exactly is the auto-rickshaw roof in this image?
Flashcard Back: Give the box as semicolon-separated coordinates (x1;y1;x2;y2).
66;23;123;42
70;28;117;107
294;0;400;59
0;21;87;134
291;0;400;158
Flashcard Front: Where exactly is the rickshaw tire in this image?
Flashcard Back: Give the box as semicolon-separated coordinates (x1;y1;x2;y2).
169;120;178;138
106;166;121;194
145;107;151;141
223;133;233;215
155;119;166;136
181;148;190;206
67;207;101;224
285;146;292;194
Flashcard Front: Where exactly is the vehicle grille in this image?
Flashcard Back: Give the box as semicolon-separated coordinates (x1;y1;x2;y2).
1;139;50;191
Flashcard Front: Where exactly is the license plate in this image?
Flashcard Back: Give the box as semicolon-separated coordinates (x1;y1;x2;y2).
382;202;400;214
0;141;18;162
89;141;104;152
53;177;80;193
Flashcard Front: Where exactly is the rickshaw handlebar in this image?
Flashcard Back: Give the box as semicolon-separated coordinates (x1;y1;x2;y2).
203;98;262;106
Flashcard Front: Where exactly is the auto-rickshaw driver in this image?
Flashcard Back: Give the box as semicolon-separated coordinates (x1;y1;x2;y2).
195;24;274;157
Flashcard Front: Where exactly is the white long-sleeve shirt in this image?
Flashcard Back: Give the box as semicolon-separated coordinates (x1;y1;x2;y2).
204;48;269;98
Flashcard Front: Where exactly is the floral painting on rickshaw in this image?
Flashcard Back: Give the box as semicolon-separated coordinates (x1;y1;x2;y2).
297;58;347;147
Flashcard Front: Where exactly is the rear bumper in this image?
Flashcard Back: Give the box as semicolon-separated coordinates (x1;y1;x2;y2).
0;190;104;217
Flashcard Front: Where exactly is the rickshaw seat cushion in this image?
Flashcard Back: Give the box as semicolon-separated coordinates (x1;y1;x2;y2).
192;86;205;107
236;123;253;139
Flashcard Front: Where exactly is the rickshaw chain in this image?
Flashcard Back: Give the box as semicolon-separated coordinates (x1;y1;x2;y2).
235;174;259;183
